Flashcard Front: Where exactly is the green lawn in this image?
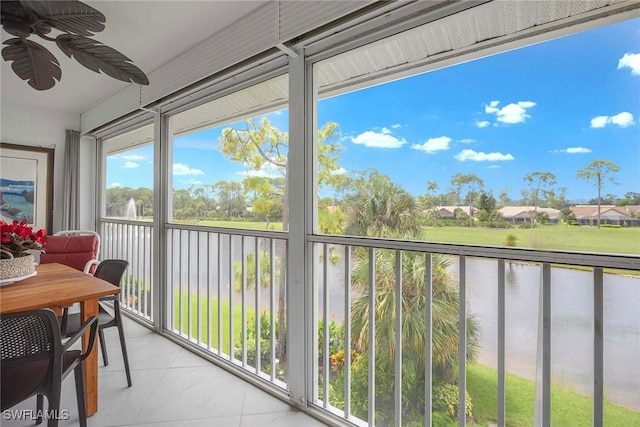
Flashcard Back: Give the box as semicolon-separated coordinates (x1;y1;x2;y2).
172;292;254;354
467;363;640;427
424;224;640;255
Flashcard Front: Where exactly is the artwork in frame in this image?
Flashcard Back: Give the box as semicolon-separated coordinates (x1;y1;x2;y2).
0;143;54;232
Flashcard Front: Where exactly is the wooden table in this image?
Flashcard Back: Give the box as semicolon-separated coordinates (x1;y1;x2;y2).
0;263;120;416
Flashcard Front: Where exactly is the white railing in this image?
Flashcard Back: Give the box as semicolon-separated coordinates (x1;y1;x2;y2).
100;220;154;321
165;224;288;388
309;234;640;427
99;219;640;426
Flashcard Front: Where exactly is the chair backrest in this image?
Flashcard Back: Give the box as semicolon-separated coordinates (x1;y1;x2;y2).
53;230;101;260
40;232;100;273
1;309;61;410
0;308;60;362
94;259;129;287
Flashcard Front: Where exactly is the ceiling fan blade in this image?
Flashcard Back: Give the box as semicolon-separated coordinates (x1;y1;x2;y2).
21;0;105;36
2;38;61;90
1;1;35;37
56;34;149;85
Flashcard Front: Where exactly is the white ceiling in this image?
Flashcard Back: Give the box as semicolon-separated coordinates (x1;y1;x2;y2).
0;0;267;116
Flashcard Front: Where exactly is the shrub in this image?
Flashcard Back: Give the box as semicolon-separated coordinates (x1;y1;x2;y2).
504;233;518;247
433;383;473;420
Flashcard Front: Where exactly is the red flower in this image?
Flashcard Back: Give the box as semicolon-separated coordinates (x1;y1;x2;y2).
0;220;47;259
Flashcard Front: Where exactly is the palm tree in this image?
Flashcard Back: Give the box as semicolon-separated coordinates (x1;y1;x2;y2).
332;171;479;425
350;250;478;379
344;170;422;240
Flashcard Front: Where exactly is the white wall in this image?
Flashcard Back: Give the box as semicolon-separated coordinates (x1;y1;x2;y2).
1;100;96;233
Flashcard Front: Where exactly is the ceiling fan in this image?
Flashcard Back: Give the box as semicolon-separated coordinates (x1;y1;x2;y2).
1;0;149;90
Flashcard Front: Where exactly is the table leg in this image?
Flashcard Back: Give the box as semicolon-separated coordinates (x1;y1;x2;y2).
80;298;99;416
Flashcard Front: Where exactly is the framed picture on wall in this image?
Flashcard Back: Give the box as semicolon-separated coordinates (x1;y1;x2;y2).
0;143;54;233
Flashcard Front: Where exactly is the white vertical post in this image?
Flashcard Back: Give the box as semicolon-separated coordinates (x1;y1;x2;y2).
459;255;467;427
425;252;433;427
368;247;376;426
394;250;403;427
322;243;329;407
344;245;352;419
270;238;276;381
498;259;506;427
542;263;551;426
287;52;309;406
593;267;604;427
217;234;223;356
242;237;247;367
255;237;261;374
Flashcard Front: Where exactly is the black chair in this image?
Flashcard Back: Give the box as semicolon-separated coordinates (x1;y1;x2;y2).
61;259;132;387
1;308;98;427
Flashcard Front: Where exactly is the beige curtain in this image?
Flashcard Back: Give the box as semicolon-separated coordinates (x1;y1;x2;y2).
62;129;80;230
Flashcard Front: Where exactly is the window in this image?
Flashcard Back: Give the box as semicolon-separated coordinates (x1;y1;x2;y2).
168;75;290;231
103;124;154;220
313;18;640;255
310;17;640;426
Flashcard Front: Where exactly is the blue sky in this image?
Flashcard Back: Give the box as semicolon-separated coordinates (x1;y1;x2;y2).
108;17;639;202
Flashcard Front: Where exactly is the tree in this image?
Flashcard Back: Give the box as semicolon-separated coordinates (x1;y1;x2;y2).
218;117;342;363
523;171;556;226
344;170;422;239
450;173;484;226
498;188;512;208
418;181;440;209
214;181;245;218
576;160;620;228
478;191;497;213
545;186;569;210
618;191;640;206
333;176;479;425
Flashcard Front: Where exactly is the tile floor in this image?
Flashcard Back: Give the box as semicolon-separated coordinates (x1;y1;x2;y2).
3;316;329;427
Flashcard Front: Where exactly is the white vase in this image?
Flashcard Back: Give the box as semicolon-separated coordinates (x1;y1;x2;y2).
0;253;35;280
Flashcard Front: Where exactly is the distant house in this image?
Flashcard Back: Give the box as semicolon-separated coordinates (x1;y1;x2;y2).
570;205;639;227
434;206;479;219
498;206;561;224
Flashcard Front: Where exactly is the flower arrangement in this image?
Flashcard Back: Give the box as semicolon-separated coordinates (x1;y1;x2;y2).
0;220;47;259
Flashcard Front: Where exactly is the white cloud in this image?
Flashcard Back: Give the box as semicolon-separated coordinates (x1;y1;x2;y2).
110;182;121;188
351;129;407;148
566;147;592;154
330;167;347;175
618;53;640;75
590;116;609;128
485;100;500;113
455;149;514;162
498;102;536;124
458;138;475;144
123;161;139;169
488;165;501;169
611;112;635;127
391;124;402;129
121;154;144;161
411;136;452;153
591;112;635;128
173;163;205;176
475;120;490;128
483;100;536;124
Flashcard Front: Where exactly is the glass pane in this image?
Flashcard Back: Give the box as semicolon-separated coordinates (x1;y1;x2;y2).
313;19;640;255
168;75;289;231
103;124;154;220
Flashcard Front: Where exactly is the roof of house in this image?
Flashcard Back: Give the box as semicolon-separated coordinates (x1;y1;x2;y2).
570;205;632;219
436;206;479;214
498;206;561;218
